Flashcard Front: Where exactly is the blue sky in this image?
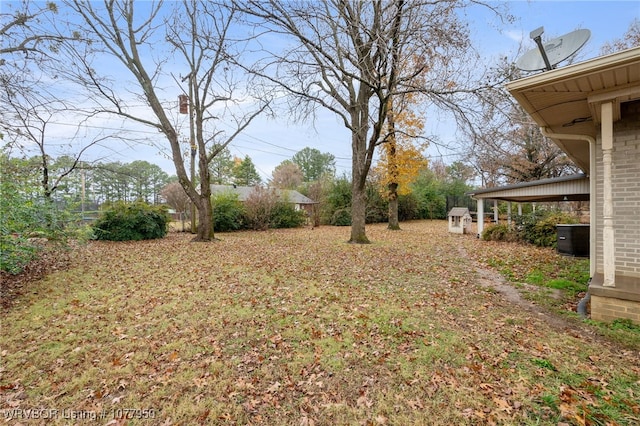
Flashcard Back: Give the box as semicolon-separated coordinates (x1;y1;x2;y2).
232;1;640;180
6;1;639;181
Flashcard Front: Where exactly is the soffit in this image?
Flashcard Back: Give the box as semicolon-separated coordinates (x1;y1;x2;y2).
507;46;640;173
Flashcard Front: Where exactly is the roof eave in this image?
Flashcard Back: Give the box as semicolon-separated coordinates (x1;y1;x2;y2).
506;46;640;94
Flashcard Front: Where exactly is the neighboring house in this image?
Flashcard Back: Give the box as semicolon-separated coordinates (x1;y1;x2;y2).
472;46;640;323
210;185;317;215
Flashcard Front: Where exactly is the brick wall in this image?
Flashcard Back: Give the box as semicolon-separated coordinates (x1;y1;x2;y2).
591;295;640;323
594;100;640;278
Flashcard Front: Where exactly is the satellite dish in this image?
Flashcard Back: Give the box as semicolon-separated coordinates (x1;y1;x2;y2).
516;27;591;72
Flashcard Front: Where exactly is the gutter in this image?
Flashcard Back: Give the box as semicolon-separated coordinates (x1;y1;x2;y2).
540;127;596;319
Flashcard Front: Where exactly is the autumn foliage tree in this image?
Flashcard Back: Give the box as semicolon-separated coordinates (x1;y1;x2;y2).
375;89;428;230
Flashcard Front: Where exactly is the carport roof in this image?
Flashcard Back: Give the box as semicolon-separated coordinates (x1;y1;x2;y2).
466;173;589;203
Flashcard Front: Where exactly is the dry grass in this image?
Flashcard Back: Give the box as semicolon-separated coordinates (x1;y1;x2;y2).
1;221;638;425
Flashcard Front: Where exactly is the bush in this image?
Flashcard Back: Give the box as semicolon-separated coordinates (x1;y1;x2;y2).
270;202;306;228
0;176;71;273
1;187;40;273
398;193;420;221
213;192;245;232
92;201;169;241
0;234;39;274
331;208;351;226
365;183;388;224
323;177;351;225
242;187;278;231
515;210;579;247
481;223;518;242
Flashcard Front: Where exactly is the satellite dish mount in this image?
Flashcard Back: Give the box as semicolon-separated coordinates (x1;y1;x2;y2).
530;27;553;71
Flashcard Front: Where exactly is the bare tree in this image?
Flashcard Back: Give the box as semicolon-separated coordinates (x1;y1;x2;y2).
461;58;578;186
161;181;191;231
0;1;66;58
270;160;304;190
64;0;268;241
1;1;115;201
0;79;117;199
236;0;493;243
600;19;640;55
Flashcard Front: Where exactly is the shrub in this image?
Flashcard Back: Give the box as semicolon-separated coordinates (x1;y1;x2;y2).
92;201;169;241
0;234;39;274
331;208;351;226
270;202;306;228
323;177;351;225
243;187;278;231
398;193;420;221
213;192;245;232
515;210;578;248
481;223;518;242
365;183;388;224
0;177;71;273
1;187;40;273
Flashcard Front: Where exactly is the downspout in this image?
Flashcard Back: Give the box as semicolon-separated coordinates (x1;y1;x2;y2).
540;127;596;318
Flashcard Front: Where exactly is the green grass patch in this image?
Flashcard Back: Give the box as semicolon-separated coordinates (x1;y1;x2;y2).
545;278;585;294
1;222;638;425
586;318;640;349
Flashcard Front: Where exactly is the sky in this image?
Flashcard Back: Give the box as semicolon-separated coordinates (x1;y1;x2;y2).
5;1;640;182
236;0;639;180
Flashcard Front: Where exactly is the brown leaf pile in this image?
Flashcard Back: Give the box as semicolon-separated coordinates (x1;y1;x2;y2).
1;221;638;425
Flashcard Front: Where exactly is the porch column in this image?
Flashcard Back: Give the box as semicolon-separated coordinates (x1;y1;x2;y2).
518;204;522;216
589;134;596;278
477;199;484;237
602;101;615;287
507;202;512;226
493;200;498;223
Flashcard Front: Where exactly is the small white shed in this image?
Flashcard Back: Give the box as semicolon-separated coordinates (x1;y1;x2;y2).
448;207;472;234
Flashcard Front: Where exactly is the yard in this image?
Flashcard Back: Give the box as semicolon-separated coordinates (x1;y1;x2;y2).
1;220;638;425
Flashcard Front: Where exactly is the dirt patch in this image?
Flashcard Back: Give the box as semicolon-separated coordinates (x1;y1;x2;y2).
473;261;575;328
457;243;603;343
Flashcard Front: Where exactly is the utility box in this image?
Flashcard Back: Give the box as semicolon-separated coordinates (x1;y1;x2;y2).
557;224;590;257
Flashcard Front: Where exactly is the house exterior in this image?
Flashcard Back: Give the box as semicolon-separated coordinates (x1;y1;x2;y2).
210;185;317;214
448;207;472;234
504;46;640;323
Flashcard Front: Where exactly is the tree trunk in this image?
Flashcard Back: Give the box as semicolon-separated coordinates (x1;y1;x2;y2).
349;179;369;244
194;195;214;241
388;182;400;230
349;114;371;244
385;95;401;231
193;170;215;241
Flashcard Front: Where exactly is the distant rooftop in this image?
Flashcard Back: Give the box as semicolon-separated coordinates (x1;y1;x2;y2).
210;185;316;204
